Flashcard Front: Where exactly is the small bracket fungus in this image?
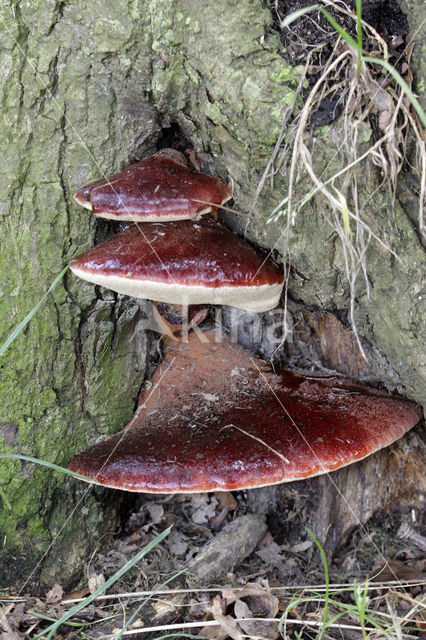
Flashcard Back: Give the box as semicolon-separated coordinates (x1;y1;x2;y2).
68;332;422;493
74;152;232;222
70;218;284;312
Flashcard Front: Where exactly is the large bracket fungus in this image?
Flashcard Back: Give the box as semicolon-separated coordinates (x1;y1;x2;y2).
69;332;422;493
69;153;422;494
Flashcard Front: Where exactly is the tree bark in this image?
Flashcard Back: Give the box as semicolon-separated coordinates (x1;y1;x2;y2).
0;0;424;590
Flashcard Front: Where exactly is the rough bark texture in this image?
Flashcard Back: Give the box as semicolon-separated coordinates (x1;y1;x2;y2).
0;0;424;589
0;0;158;588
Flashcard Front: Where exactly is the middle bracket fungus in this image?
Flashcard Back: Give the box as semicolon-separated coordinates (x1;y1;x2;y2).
70;218;284;312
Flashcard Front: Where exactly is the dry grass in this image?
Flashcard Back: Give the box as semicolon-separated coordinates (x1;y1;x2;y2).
249;1;425;358
2;578;425;638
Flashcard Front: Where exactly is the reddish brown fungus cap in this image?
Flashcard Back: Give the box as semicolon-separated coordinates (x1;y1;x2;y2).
68;332;422;493
70;218;284;312
74;153;232;221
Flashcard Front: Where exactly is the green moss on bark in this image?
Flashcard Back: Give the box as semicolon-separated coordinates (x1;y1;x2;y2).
0;0;156;590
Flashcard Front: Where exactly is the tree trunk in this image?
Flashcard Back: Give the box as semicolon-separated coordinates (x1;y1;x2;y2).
0;0;424;590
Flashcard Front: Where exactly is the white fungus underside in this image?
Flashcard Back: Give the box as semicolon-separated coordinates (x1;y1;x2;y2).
92;207;213;221
73;195;232;221
70;264;283;312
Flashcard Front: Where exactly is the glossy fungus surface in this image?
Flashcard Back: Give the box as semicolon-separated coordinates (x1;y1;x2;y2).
74;154;232;221
68;333;422;493
70;218;284;311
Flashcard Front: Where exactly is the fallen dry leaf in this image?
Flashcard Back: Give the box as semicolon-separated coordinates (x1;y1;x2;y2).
257;541;283;567
207;596;243;640
88;573;105;594
291;540;313;553
63;586;90;600
216;583;280;640
234;598;279;639
0;606;23;640
45;583;63;605
371;559;425;583
146;503;164;525
199;623;228;640
216;492;238;512
167;529;190;557
379;109;392;131
236;581;279;617
191;494;218;524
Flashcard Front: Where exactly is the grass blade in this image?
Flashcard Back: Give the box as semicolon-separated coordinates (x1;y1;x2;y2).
32;527;172;640
115;568;187;640
356;0;363;75
320;8;359;50
363;56;426;127
0;265;69;357
280;5;320;29
0;453;100;485
307;528;329;639
333;187;351;236
0;486;12;510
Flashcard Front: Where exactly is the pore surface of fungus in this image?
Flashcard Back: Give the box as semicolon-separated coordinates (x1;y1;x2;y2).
69;218;284;312
74;153;232;221
68;332;421;493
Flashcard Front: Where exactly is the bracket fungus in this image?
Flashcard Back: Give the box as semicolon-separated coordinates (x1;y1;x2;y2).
70;149;421;495
69;217;284;312
74;151;232;222
68;332;422;493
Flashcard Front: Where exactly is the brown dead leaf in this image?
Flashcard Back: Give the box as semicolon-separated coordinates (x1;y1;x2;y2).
198;623;228;640
191;494;218;524
256;541;294;578
188;596;211;619
237;581;279;617
63;586;90;600
45;583;63;604
33;598;46;613
371;559;426;583
216;492;238;512
217;583;279;640
257;541;283;567
88;573;105;594
372;86;393;113
234;599;279;639
379;109;392;132
291;540;313;553
146;503;164;525
220;586;239;606
0;606;23;640
207;596;243;640
5;604;26;630
167;530;190;557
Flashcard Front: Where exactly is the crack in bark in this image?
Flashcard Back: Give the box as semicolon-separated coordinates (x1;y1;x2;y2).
47;0;66;36
58;104;71;241
7;1;31;214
